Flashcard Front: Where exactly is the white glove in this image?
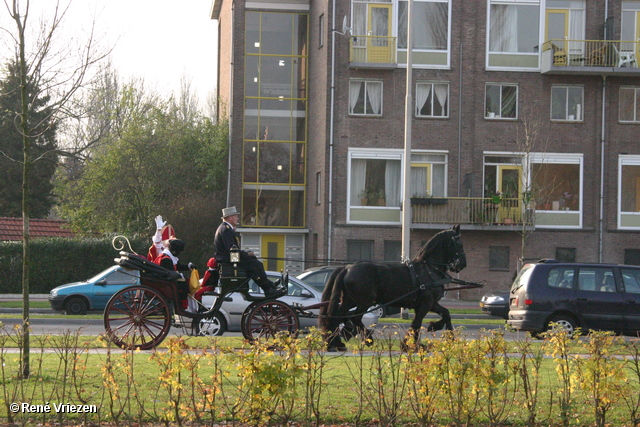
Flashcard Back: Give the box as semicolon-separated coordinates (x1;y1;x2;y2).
188;262;196;270
154;215;167;230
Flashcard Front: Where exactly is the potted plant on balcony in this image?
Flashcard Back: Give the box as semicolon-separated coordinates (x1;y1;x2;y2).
410;193;448;205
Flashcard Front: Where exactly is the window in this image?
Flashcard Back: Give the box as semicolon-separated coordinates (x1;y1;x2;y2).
531;157;581;212
547;267;574;289
577;268;616;292
316;171;322;205
489;246;510;270
621;267;640;294
625;250;640;266
398;0;449;50
551;86;583;121
384;240;402;261
410;153;447;197
620;87;640;123
350;157;401;207
349;80;383;116
556;247;576;263
619;156;640;229
485;84;518;119
487;0;540;68
347;240;373;261
416;82;449;118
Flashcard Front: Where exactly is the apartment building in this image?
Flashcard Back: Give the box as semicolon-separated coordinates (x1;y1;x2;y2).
211;0;640;294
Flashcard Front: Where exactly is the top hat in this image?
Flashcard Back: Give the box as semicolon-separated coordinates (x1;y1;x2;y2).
222;206;240;218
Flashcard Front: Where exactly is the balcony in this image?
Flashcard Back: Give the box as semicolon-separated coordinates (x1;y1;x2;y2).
541;39;640;76
349;35;397;69
410;197;535;231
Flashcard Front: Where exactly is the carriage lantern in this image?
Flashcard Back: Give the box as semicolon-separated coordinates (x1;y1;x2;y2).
230;245;240;264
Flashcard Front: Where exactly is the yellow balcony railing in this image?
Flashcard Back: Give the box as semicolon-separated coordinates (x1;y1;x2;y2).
544;39;638;68
350;35;397;64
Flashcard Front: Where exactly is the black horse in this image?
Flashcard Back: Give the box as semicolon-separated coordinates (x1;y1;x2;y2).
319;224;467;351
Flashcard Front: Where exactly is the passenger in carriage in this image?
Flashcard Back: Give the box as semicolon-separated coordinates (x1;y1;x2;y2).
154;238;196;309
194;257;219;303
147;215;176;261
214;206;286;299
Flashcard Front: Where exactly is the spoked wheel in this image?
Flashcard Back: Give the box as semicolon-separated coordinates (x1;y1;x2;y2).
104;285;171;350
241;300;299;342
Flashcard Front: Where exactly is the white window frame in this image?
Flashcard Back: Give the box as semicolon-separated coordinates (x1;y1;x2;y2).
620;86;640;123
485;83;519;119
618;155;640;230
415;81;449;118
529;152;583;229
349;79;384;116
551;85;584;122
486;0;542;71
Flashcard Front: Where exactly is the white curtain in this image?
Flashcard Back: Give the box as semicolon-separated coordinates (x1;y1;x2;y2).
349;81;362;114
411;167;428;197
366;82;382;114
490;5;518;52
351;159;367;205
385;160;401;206
568;9;585;54
353;3;366;47
415;84;431;116
434;84;448;113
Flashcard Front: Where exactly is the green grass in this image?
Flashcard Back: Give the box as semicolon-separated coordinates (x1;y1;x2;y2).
0;301;50;309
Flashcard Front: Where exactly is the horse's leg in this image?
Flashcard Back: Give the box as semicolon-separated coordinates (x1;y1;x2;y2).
402;304;430;351
348;305;374;346
427;302;453;331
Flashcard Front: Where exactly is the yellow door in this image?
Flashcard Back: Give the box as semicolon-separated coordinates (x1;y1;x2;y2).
498;166;522;222
546;9;570;64
261;235;285;273
367;4;392;63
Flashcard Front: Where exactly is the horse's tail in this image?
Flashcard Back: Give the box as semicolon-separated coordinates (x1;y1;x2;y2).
319;267;346;330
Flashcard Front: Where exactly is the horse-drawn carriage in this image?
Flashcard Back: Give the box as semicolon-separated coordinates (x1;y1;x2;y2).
104;250;329;350
104;225;483;351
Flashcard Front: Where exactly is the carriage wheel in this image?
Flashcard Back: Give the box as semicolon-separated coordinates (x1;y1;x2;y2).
241;300;299;342
104;285;171;350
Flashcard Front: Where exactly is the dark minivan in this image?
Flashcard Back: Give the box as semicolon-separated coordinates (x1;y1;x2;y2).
507;260;640;336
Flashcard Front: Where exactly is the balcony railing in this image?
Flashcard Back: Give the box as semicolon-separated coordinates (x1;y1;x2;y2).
349;35;397;67
541;39;639;73
410;197;534;227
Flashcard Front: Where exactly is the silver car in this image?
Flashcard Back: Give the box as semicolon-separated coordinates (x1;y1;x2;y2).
197;271;379;336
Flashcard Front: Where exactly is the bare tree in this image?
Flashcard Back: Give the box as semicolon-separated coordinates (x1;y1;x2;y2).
514;101;552;268
0;0;110;378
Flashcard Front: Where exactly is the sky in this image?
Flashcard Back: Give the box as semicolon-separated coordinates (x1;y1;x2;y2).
1;0;219;100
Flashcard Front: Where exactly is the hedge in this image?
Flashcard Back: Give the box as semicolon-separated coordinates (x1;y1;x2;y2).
0;236;148;294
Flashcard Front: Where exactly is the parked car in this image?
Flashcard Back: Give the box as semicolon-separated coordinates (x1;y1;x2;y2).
479;289;510;319
49;266;140;315
507;260;640;337
198;271;380;336
296;266;339;292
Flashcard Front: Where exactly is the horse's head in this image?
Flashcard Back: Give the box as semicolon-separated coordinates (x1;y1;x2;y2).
413;224;467;273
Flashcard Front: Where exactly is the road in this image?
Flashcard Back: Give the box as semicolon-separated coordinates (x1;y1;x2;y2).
0;314;524;340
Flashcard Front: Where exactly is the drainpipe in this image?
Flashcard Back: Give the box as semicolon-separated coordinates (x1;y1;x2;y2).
457;42;463;196
599;75;607;263
225;1;236;207
327;0;337;263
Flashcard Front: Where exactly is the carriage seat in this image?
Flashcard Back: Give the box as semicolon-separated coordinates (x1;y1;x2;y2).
218;262;250;294
115;252;182;282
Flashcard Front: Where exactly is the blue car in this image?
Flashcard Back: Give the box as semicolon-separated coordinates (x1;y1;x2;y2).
49;266;140;315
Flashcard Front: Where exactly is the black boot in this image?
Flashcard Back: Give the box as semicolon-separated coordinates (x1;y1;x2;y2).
260;278;286;299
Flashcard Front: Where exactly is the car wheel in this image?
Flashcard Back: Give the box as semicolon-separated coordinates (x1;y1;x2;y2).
545;314;578;336
193;312;227;336
64;296;88;315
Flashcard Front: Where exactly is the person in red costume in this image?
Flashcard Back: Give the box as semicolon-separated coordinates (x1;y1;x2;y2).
147;215;176;261
154;239;195;310
194;258;219;303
